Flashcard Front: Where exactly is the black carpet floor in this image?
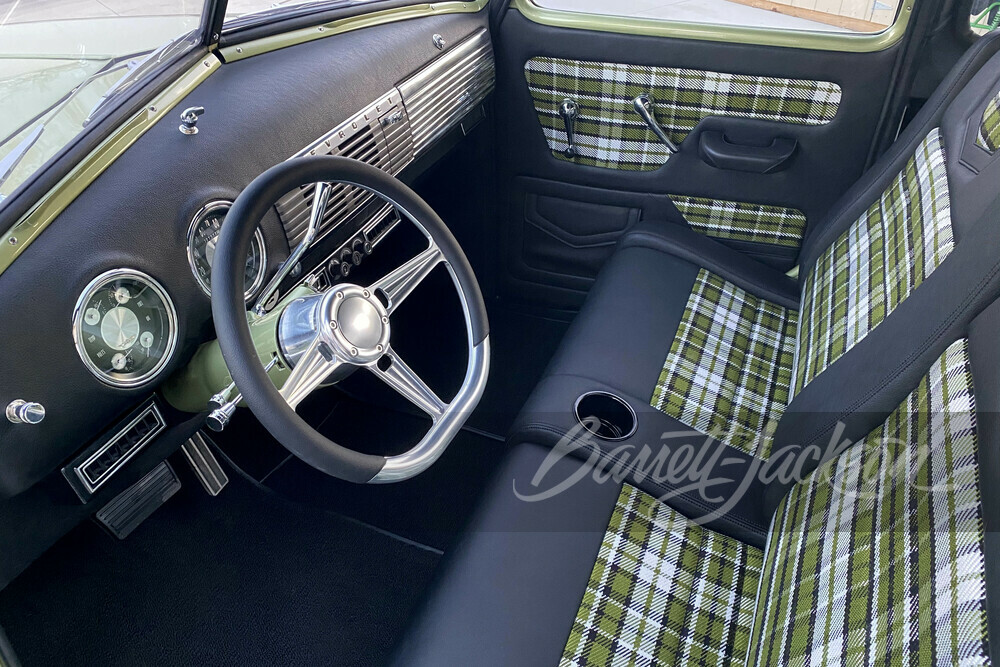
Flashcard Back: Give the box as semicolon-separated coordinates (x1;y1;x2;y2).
0;460;438;667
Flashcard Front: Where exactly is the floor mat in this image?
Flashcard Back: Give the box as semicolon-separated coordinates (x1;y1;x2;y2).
0;460;438;667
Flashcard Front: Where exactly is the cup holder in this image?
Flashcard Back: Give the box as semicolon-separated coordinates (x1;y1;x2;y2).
574;391;637;441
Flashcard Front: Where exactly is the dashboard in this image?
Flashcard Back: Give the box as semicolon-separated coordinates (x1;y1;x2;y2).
0;12;494;508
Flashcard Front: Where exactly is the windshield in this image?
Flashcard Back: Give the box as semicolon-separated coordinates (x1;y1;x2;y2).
0;0;209;205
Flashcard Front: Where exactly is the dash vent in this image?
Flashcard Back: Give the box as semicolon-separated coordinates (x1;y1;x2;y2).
275;94;414;246
399;28;495;156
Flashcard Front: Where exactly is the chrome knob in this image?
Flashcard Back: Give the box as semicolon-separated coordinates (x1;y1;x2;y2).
206;403;236;432
6;400;45;425
179;106;205;135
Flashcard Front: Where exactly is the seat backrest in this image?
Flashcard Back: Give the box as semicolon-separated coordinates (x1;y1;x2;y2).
763;36;1000;514
750;335;990;664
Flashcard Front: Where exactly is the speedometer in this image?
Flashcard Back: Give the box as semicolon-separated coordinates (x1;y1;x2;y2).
73;269;178;387
186;201;267;301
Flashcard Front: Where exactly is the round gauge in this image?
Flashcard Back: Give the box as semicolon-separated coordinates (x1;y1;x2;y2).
187;201;267;301
73;269;178;388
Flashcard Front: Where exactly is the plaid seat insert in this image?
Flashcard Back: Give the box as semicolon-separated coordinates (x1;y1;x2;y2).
651;270;798;459
562;484;763;667
749;338;989;665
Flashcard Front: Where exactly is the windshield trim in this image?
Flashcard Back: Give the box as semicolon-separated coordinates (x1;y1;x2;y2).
0;54;222;274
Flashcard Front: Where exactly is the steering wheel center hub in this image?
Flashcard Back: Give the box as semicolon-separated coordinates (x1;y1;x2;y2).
337;296;382;348
319;284;390;364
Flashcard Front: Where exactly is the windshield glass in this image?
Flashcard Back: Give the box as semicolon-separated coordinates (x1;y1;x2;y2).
0;0;208;206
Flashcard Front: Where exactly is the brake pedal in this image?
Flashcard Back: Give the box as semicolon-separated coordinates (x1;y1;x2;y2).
95;461;180;539
182;432;229;496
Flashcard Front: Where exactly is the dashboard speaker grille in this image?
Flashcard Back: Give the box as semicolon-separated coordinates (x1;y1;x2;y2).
399;28;495;157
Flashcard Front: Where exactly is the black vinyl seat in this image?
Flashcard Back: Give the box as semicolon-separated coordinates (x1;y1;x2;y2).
392;34;1000;666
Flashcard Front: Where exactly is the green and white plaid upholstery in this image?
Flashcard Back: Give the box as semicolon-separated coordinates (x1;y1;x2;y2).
524;57;841;170
793;128;953;395
669;196;807;248
976;89;1000;153
749;338;988;666
651;270;798;459
562;484;763;667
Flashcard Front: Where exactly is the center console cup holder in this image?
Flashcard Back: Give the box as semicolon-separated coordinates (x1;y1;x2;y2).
574;391;637;441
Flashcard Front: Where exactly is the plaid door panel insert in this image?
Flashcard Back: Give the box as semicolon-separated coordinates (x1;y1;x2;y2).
794;127;953;395
750;339;989;666
651;270;798;459
669;196;807;248
524;57;842;170
976;88;1000;153
562;485;763;667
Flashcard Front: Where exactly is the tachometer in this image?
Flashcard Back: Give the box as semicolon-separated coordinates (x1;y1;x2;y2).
73;269;178;388
187;201;267;300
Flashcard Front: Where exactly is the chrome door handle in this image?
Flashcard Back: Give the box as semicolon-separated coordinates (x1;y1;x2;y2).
559;98;580;158
633;94;679;154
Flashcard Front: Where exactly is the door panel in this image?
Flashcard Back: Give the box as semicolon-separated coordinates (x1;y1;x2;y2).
495;9;907;312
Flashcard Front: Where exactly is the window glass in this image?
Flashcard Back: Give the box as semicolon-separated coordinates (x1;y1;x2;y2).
531;0;903;33
0;0;206;206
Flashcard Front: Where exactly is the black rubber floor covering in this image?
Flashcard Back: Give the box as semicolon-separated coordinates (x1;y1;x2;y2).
0;461;438;667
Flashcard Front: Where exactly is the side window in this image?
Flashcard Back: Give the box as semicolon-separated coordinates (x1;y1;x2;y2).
531;0;903;33
971;0;1000;33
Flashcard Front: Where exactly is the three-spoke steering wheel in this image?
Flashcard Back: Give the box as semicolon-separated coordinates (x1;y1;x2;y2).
212;156;490;483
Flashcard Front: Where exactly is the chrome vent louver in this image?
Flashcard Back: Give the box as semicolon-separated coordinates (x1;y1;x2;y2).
275;93;414;245
275;29;494;245
399;28;495;157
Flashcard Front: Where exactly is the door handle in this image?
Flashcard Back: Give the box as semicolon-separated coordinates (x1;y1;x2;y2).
559;98;579;158
698;131;797;173
632;94;679;154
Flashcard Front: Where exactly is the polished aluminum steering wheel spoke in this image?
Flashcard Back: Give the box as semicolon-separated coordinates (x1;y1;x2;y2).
367;243;442;314
279;334;342;410
369;347;446;420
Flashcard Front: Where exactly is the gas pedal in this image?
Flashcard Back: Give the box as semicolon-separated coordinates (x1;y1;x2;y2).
181;432;229;497
95;461;180;539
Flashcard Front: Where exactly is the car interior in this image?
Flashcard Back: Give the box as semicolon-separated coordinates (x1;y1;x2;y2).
1;0;999;663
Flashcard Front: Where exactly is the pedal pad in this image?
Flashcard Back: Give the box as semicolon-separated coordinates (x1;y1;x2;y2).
182;432;229;496
95;461;180;539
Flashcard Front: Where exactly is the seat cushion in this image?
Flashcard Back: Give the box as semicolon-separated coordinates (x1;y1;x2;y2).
563;484;762;667
394;338;994;667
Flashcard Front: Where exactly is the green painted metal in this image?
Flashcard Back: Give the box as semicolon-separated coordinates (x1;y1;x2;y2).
161;284;317;413
219;0;490;62
971;3;1000;31
509;0;913;52
0;55;221;275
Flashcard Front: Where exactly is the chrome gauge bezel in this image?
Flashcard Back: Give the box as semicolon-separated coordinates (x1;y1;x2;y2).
72;268;179;388
186;200;268;301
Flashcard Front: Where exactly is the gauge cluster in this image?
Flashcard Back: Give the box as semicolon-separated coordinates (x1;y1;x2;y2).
72;269;178;388
187;201;268;301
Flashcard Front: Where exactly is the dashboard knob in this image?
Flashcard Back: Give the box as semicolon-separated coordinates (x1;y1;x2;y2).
327;259;342;278
351;251;364;266
6;400;45;425
339;261;351;278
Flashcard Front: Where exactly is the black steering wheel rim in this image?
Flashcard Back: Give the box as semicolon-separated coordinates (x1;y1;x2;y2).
213;156;489;483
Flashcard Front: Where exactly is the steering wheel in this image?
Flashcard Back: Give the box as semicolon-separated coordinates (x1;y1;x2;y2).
212;156;490;483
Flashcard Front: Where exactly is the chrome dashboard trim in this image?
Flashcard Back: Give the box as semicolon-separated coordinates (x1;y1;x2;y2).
71;268;179;388
398;28;495;156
